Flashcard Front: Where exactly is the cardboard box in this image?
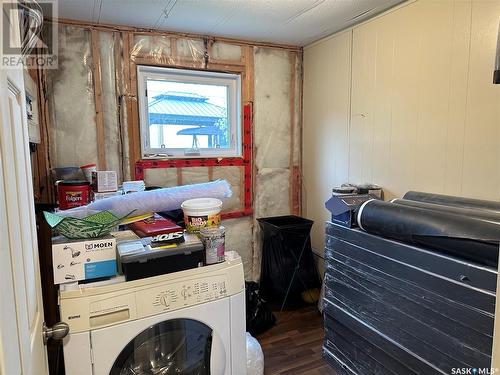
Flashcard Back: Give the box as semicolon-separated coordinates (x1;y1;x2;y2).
93;190;122;201
91;171;118;192
52;235;117;284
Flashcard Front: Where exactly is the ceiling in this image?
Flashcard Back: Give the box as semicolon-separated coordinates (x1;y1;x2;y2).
54;0;403;46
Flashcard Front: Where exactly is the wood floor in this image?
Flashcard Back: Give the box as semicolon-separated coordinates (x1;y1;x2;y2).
256;306;337;375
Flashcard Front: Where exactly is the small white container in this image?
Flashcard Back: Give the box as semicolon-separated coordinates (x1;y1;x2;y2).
181;198;223;233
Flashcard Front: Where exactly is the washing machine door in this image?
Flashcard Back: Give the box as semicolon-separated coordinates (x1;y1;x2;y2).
109;318;222;375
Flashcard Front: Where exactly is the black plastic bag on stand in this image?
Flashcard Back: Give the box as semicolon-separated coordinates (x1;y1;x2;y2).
257;216;321;310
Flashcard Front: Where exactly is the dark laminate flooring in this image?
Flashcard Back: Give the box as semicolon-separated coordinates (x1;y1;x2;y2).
256;306;338;375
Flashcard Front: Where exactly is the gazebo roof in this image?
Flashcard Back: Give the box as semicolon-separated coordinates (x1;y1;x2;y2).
148;92;226;126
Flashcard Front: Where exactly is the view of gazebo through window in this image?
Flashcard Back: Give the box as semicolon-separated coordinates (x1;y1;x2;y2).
146;80;229;151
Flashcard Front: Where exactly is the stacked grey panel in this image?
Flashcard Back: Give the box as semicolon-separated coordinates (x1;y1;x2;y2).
323;222;497;375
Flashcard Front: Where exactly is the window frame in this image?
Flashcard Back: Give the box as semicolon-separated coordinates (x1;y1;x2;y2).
137;65;242;159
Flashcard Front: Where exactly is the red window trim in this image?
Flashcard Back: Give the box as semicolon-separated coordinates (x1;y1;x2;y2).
135;103;253;219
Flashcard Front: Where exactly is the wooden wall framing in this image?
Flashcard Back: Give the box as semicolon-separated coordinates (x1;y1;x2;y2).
36;19;303;216
90;29;106;170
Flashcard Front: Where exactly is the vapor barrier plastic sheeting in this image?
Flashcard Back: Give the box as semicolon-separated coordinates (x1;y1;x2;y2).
99;31;123;181
223;216;253;280
47;25;98;167
144;168;178;188
254;47;292;170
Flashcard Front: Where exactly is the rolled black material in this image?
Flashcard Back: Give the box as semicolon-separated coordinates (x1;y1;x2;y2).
357;199;500;267
392;198;500;224
323;222;496;375
403;191;500;214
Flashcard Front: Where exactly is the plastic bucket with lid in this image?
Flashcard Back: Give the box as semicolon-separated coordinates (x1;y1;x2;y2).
181;198;223;233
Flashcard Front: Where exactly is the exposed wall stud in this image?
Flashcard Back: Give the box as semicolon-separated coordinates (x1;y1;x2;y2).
289;52;301;215
91;29;106;170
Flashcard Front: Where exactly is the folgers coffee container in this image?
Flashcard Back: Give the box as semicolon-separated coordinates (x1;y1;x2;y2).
199;226;225;264
57;180;90;210
181;198;222;233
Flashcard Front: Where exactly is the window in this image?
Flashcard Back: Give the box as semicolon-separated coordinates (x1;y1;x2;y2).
137;65;242;159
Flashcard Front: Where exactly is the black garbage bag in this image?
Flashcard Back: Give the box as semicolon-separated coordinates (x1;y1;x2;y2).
258;216;321;309
245;281;276;335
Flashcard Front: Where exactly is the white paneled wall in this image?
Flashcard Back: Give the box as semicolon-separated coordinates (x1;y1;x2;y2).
303;30;351;255
303;0;500;253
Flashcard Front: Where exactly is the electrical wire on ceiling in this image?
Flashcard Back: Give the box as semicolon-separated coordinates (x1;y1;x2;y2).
18;0;44;57
153;0;178;30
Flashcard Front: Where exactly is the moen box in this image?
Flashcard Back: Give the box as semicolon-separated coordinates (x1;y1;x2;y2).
52;235;117;284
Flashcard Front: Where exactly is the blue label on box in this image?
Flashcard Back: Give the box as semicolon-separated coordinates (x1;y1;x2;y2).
84;260;116;279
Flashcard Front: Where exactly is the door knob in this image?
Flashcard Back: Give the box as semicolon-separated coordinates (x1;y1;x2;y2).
42;322;69;344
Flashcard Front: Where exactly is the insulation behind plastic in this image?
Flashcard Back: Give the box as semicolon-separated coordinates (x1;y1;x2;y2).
48;25;97;167
223;216;253;280
144;168;178;188
181;167;209;185
213;166;243;212
211;42;241;61
255;168;290;218
292;54;302;167
176;39;205;65
99;31;122;181
254;47;292;169
132;34;172;64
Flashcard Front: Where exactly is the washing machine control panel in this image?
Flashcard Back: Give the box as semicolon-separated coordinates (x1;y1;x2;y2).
136;274;229;316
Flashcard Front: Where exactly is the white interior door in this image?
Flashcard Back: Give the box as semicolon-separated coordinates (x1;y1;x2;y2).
0;1;48;374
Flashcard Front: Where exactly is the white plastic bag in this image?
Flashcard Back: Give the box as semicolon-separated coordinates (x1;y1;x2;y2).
246;332;264;375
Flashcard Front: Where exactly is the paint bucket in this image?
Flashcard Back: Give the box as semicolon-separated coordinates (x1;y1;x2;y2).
57;180;91;210
199;226;225;264
181;198;222;233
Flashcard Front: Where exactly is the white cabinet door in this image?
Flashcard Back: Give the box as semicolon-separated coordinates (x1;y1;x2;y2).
0;1;48;373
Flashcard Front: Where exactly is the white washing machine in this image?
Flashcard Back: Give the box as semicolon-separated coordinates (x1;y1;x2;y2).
60;252;246;375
